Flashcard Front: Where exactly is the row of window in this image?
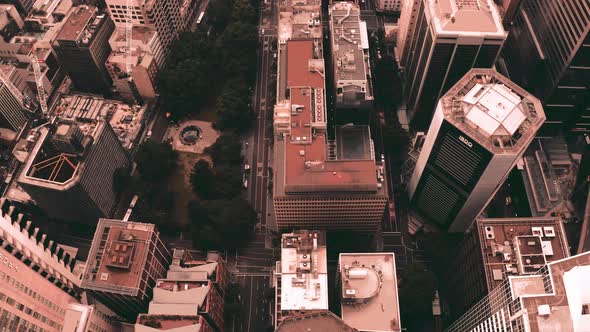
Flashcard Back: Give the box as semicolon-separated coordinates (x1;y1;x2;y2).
0;272;66;316
0;291;63;331
0;308;48;332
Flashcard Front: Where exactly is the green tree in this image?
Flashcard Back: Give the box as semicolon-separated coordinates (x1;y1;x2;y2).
231;0;258;24
134;141;178;183
221;22;258;78
398;263;436;327
214;165;244;199
207;0;232;31
190;160;217;199
215;79;254;132
206;132;243;166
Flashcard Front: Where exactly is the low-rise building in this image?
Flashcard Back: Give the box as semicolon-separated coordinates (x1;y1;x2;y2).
134;249;227;332
338;253;401;332
376;0;401;12
276;311;358;332
274;230;329;327
82;219;171;321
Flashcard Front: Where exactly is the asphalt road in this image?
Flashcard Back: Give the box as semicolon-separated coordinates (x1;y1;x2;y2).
234;275;272;332
247;0;277;227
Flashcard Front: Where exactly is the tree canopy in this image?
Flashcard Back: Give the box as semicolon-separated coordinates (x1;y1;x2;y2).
215;79;254;132
190;160;217;200
189;198;257;249
206;132;243;166
134;141;178;182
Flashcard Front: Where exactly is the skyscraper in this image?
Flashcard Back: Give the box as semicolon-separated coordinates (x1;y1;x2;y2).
502;0;590;135
17;118;130;223
81;219;171;321
53;6;115;95
0;64;30;132
401;0;506;128
446;251;590;332
408;69;545;232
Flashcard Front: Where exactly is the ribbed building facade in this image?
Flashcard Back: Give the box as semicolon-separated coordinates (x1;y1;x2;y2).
0;65;29;132
502;0;590;135
53;6;115;95
409;69;545;232
402;0;506;128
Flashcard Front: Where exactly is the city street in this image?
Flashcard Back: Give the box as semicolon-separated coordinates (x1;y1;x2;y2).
235;275;272;332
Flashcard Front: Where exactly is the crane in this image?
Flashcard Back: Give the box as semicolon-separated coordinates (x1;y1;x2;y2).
29;50;48;115
0;65;33;111
125;0;134;75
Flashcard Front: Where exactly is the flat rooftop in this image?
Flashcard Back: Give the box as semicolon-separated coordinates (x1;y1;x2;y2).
339;253;401;332
515;252;590;332
276;312;358;332
56;5;96;42
428;0;505;37
278;230;328;311
329;2;368;82
82;219;155;295
475;217;570;292
276;40;380;194
54;94;146;149
336;126;372;160
440;68;545;153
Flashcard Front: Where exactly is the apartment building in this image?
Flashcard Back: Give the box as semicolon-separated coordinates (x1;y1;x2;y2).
409;69;545;232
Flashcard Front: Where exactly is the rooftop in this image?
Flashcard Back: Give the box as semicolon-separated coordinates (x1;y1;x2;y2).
275;40;381;195
521;138;576;217
440;68;545;153
475;217;570;292
276;312;358;332
427;0;505;37
82;219;156;295
277;230;328;311
278;0;322;43
339;253;401;332
53;94;146;149
56;5;103;46
329;2;369;82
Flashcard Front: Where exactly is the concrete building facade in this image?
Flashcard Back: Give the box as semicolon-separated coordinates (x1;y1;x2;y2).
53;5;115;95
409;69;545;232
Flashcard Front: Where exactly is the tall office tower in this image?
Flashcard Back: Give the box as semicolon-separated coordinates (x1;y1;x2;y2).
104;0;196;62
397;0;420;65
401;0;506;127
502;0;590;135
135;249;227;332
53;6;115;95
0;199;81;331
446;251;590;332
494;0;522;27
0;63;30;132
82;219;171;321
273;230;328;328
0;4;23;41
274;37;387;230
337;253;402;332
408;69;545;232
16;118;130;223
440;217;569;320
329;1;373;124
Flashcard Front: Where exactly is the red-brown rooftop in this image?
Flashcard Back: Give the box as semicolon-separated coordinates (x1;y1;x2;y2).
56;5;95;42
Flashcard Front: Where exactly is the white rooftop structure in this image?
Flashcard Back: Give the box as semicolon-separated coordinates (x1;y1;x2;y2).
428;0;505;36
441;68;545;152
278;231;328;311
339;253;401;332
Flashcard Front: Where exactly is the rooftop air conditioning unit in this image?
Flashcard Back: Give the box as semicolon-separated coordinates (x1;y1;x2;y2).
531;227;542;237
543;227;556;237
484;226;495;240
538;304;551;316
100;273;109;281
